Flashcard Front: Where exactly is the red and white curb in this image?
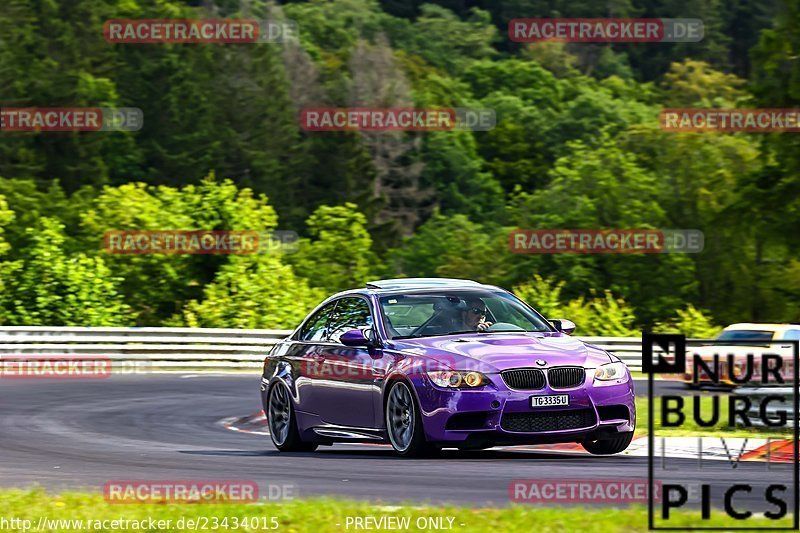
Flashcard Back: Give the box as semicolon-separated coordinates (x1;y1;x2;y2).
221;411;794;462
220;411;271;436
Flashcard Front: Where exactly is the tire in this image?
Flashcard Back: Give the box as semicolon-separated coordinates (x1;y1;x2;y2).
581;431;634;455
385;381;439;458
267;382;317;452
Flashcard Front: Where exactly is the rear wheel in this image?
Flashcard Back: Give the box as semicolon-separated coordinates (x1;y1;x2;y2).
581;431;634;455
268;382;317;452
385;381;439;458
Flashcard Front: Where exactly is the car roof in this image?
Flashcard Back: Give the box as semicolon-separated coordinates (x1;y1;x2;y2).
723;323;800;333
365;278;493;293
316;279;507;312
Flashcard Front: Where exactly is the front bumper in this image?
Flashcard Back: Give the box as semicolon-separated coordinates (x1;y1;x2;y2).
410;372;635;445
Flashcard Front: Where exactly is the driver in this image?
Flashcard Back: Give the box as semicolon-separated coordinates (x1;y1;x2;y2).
463;298;492;332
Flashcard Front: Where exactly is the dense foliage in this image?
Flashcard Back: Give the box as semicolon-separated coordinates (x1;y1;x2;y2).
0;0;797;334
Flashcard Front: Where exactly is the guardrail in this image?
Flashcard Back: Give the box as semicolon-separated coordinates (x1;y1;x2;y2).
734;387;798;427
0;327;648;371
579;336;648;371
0;326;287;370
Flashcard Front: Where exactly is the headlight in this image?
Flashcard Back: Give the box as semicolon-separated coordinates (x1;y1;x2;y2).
594;362;628;381
427;370;489;388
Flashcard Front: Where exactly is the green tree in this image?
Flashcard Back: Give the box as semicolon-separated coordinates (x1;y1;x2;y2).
520;42;580;78
0;194;14;257
390;212;510;286
79;177;279;324
388;5;497;75
547;84;655;154
288;204;382;293
463;59;562;105
0;218;130;326
746;0;800;323
654;305;722;338
0;0;143;189
0;195;12;324
662;59;746;107
508;136;697;325
619;127;766;324
176;255;323;329
513;276;637;336
477;93;556;191
419;130;504;219
512;275;565;318
561;290;637;337
0;178;95;255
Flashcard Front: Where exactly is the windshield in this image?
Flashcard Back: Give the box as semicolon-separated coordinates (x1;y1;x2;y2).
713;329;774;347
379;290;553;340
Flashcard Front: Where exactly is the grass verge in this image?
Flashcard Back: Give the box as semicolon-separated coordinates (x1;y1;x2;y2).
0;489;793;532
634;395;793;438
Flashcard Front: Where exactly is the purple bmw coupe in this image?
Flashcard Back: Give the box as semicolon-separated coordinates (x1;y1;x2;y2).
261;278;635;457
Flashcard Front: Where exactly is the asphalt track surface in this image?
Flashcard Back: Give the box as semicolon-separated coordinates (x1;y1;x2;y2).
0;374;794;511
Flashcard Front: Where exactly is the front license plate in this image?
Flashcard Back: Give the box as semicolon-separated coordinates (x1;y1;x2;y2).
530;394;569;408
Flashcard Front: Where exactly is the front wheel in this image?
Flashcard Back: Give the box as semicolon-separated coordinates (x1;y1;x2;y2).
385;381;439;458
581;431;634;455
267;382;317;452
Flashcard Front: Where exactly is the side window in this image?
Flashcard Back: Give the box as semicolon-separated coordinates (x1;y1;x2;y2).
782;330;800;341
327;297;373;343
299;302;337;341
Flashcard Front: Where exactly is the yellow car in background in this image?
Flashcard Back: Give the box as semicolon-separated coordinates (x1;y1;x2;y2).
682;323;800;387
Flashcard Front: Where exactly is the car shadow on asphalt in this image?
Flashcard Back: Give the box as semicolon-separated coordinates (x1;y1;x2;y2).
314;448;633;461
178;448;636;461
178;450;282;457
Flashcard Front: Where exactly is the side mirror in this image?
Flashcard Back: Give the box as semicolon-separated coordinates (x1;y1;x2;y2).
340;328;374;347
550;319;576;335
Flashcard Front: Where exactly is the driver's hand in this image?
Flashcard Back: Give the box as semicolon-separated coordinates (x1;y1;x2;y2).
477;321;493;332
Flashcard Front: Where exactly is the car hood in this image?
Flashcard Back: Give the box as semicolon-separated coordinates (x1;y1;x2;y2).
390;332;614;373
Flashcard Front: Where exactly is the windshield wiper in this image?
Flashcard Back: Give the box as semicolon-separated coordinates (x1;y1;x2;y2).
394;329;546;340
392;330;479;340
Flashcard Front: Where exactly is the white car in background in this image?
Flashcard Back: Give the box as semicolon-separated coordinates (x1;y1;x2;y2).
682;323;800;387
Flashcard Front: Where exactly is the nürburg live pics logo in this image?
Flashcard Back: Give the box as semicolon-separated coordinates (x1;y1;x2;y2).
644;332;799;530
